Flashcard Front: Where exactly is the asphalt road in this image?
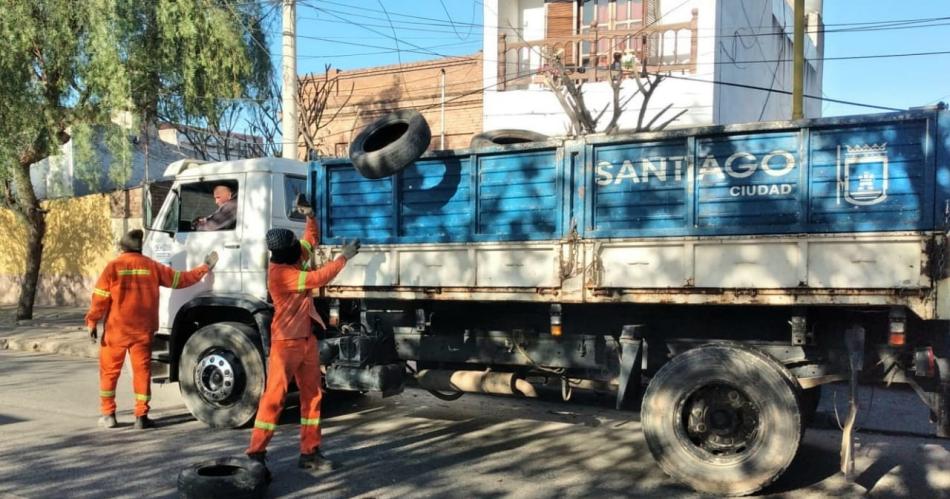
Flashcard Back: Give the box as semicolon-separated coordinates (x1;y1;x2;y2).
0;350;947;498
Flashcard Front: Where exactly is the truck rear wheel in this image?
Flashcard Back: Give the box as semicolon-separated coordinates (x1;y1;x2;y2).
179;322;265;429
641;344;802;496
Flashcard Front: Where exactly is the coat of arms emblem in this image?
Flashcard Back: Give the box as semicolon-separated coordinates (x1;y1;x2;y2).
837;143;888;206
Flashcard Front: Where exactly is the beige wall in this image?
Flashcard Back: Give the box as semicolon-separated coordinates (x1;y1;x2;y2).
0;189;142;307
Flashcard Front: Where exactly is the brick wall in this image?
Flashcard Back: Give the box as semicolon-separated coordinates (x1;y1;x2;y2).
298;54;484;157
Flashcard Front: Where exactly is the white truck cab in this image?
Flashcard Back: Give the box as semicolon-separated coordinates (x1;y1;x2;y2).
144;157;316;428
147;157;309;330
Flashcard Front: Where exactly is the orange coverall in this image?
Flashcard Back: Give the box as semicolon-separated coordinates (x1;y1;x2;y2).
85;252;209;417
248;217;346;455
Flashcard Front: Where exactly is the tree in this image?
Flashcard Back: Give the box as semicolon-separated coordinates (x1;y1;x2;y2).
0;0;272;319
245;68;356;160
298;66;354;159
542;55;686;136
246;80;284;158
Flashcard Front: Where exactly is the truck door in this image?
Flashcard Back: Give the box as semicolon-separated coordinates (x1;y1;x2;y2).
148;175;245;330
240;173;307;299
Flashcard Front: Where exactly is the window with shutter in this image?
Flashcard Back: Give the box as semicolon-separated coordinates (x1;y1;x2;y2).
577;0;653;67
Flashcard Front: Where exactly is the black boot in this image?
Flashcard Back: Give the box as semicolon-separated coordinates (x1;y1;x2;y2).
134;415;155;429
247;452;272;484
298;448;338;472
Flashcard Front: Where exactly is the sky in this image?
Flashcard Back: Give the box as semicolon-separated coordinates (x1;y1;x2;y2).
273;0;949;119
820;0;948;116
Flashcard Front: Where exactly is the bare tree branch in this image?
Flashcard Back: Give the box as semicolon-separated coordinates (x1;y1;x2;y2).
654;108;689;131
643;102;674;131
297;65;354;158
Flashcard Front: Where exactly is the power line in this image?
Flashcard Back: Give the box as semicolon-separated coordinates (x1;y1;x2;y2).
302;1;950;38
706;48;950;65
294;14;950;40
293;36;479;57
655;72;903;112
311;0;485;28
298;42;480;59
439;0;477;40
166;43;950;105
297;0;453;59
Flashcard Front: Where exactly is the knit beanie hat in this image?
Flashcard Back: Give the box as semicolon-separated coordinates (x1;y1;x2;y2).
266;228;296;251
267;228;301;264
119;229;144;253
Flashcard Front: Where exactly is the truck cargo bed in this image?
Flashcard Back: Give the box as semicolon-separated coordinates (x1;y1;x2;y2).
309;109;950;318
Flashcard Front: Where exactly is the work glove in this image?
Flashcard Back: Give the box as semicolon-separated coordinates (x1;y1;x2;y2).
204;251;219;270
295;193;314;218
341;239;361;260
89;325;98;344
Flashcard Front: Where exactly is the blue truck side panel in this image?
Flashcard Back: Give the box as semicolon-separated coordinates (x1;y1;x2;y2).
311;110;945;245
476;150;560;240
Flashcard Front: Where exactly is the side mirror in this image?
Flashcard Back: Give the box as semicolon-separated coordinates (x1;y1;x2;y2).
144;185;179;236
144;185;156;229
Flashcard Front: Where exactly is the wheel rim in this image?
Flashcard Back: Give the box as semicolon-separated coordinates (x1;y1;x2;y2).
193;349;245;405
678;382;761;463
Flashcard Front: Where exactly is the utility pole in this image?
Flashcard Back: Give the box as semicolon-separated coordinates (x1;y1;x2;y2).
440;68;446;150
282;0;298;159
792;0;805;120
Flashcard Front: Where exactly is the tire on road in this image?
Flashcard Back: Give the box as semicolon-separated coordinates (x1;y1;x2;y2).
469;129;549;149
641;343;803;496
179;322;265;429
350;109;431;179
177;457;267;499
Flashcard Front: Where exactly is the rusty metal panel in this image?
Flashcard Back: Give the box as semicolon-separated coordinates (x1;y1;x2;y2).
694;242;801;288
331;249;397;287
599;244;687;288
398;249;475;287
807;240;924;288
476;247;559;288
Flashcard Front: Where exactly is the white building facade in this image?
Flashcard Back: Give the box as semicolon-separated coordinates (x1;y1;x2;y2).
482;0;823;136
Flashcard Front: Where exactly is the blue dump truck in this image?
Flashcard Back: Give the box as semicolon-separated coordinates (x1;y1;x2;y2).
147;107;950;495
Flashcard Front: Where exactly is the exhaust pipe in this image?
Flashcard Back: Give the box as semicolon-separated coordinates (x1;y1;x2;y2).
416;369;538;398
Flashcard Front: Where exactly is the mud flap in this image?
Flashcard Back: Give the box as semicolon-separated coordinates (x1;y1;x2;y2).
616;325;644;410
937;356;950;438
841;325;865;479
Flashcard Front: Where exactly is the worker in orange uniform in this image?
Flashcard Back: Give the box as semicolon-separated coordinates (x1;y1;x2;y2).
85;229;218;429
246;194;359;480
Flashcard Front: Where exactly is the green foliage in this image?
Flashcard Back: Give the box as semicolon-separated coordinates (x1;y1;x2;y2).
105;123;133;189
71;123;99;192
0;0;272;189
72;120;135;193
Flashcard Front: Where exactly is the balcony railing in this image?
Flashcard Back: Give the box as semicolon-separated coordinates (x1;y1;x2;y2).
497;8;698;90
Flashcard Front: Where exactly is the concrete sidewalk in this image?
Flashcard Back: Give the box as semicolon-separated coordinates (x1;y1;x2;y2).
0;306;98;359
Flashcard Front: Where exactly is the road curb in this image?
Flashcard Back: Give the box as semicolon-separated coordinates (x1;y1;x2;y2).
0;333;98;359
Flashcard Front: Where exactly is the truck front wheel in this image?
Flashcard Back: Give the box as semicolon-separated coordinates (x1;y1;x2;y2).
641;344;802;496
179;322;265;429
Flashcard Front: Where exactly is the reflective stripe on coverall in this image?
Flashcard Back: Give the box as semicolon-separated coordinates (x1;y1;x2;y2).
85;252;208;416
248;217;347;455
